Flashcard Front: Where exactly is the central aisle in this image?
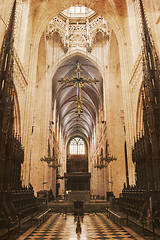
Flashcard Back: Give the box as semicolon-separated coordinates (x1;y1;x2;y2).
26;213;136;239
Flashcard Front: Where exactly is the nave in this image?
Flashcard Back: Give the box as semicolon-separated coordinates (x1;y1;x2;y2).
1;1;160;239
26;213;137;240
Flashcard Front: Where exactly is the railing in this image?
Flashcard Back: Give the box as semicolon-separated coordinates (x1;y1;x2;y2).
89;16;103;29
69;24;87;31
52;17;66;28
106;207;128;226
32;208;51;227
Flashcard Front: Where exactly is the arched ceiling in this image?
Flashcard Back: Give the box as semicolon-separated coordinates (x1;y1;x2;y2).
29;0;127;53
31;0;126;27
53;55;103;141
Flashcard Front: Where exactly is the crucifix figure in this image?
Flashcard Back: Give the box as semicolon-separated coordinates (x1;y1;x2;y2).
58;63;99;117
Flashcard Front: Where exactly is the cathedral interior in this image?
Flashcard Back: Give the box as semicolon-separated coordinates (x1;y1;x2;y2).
0;0;160;239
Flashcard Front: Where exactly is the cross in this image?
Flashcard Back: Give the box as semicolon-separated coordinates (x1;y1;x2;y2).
58;63;99;117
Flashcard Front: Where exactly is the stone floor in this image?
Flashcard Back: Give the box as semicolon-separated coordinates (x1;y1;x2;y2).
26;213;137;240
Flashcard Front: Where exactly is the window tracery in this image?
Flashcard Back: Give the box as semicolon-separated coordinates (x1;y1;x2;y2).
70;137;85;154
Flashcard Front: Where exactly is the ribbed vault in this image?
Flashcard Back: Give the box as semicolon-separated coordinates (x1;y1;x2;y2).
53;55;103;141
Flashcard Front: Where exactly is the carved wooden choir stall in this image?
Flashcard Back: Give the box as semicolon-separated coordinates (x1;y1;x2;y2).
119;0;160;225
0;1;37;229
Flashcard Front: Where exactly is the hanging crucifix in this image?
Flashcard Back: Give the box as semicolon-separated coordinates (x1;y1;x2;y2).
58;63;99;117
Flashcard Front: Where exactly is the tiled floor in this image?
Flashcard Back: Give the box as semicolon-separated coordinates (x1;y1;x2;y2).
26;213;136;240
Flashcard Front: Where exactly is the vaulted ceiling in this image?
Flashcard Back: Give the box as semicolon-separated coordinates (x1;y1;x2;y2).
52;55;103;141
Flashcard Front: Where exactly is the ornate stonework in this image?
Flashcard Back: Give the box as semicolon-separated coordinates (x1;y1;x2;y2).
46;14;109;53
69;34;87;48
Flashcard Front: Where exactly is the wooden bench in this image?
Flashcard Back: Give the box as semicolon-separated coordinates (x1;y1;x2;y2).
32;208;51;227
106;208;128;226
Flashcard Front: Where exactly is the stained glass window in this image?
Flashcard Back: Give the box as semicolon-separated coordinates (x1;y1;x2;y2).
70;137;85;154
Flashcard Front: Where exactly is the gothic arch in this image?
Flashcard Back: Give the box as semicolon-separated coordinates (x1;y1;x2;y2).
23;1;128;105
67;136;88;155
51;49;104;104
65;133;88;146
30;1;126;54
51;49;105;82
50;49;104;142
